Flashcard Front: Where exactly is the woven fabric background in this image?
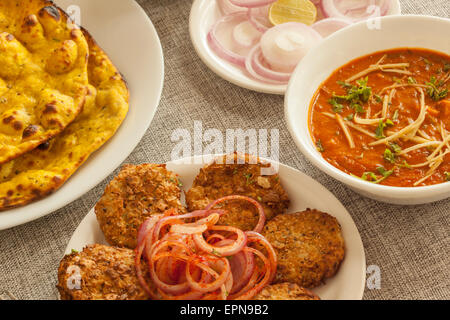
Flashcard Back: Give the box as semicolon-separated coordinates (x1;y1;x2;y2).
0;0;449;300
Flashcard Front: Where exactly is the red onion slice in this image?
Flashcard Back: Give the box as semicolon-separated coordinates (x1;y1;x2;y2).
229;250;255;294
207;13;254;67
245;45;291;84
229;0;277;8
218;0;247;15
247;6;272;33
321;0;391;22
193;225;247;256
136;214;163;248
312;17;352;37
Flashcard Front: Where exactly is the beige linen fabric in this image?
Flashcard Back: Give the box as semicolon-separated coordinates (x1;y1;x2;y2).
0;0;449;300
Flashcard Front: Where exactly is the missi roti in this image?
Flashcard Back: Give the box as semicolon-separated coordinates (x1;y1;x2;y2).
0;0;89;164
0;29;129;210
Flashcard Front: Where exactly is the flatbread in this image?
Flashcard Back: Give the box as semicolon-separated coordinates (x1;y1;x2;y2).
0;0;89;164
0;28;129;209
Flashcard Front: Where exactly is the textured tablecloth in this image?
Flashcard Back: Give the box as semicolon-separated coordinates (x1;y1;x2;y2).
0;0;449;300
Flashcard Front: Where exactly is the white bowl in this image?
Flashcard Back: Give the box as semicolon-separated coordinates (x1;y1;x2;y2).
285;15;450;205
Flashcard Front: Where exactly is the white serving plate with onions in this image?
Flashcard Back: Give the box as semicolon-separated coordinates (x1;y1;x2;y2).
190;0;401;95
65;155;366;300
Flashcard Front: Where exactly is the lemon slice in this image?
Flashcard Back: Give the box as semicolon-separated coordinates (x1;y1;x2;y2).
269;0;318;26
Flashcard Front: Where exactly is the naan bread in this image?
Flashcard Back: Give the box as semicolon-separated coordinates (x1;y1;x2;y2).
0;28;129;210
0;0;89;164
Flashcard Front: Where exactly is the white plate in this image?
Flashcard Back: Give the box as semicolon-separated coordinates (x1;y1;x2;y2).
0;0;164;230
65;156;366;300
189;0;401;95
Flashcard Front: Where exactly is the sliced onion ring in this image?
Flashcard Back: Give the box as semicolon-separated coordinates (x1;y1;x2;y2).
207;13;251;67
312;17;352;37
229;0;277;8
135;198;278;300
246;45;291;84
247;7;272;33
229;250;255;294
218;0;247;15
321;0;391;22
193;225;247;256
186;257;230;293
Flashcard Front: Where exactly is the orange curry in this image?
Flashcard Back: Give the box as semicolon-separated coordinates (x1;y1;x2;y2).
309;48;450;187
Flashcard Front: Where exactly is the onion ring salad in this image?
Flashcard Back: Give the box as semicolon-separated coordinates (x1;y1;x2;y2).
135;195;277;300
207;0;394;85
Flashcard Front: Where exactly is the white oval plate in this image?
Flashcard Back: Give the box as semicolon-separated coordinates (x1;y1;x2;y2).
0;0;164;230
189;0;401;95
65;156;366;300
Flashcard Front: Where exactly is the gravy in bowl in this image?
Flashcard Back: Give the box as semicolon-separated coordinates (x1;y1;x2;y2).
309;48;450;187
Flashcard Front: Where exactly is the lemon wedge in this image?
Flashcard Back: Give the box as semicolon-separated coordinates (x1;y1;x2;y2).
269;0;318;26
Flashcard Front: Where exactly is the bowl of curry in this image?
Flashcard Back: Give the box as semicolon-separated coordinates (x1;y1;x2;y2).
285;15;450;205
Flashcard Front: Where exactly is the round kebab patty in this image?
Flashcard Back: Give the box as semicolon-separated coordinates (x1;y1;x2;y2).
262;209;345;288
186;153;290;231
57;244;149;300
95;164;186;248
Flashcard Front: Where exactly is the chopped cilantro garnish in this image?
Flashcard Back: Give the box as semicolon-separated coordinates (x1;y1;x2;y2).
353;103;366;114
377;166;393;177
316;139;325;153
374;94;383;103
398;160;411;169
445;172;450;181
385;119;394;127
345;113;354;121
383;149;396;164
353;167;394;184
393;77;403;84
375;120;386;139
375;119;394;139
426;76;448;101
337;80;352;88
407;77;417;84
360;172;379;181
389;143;402;154
71;249;78;254
329;98;344;113
331;77;372;113
244;173;254;185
